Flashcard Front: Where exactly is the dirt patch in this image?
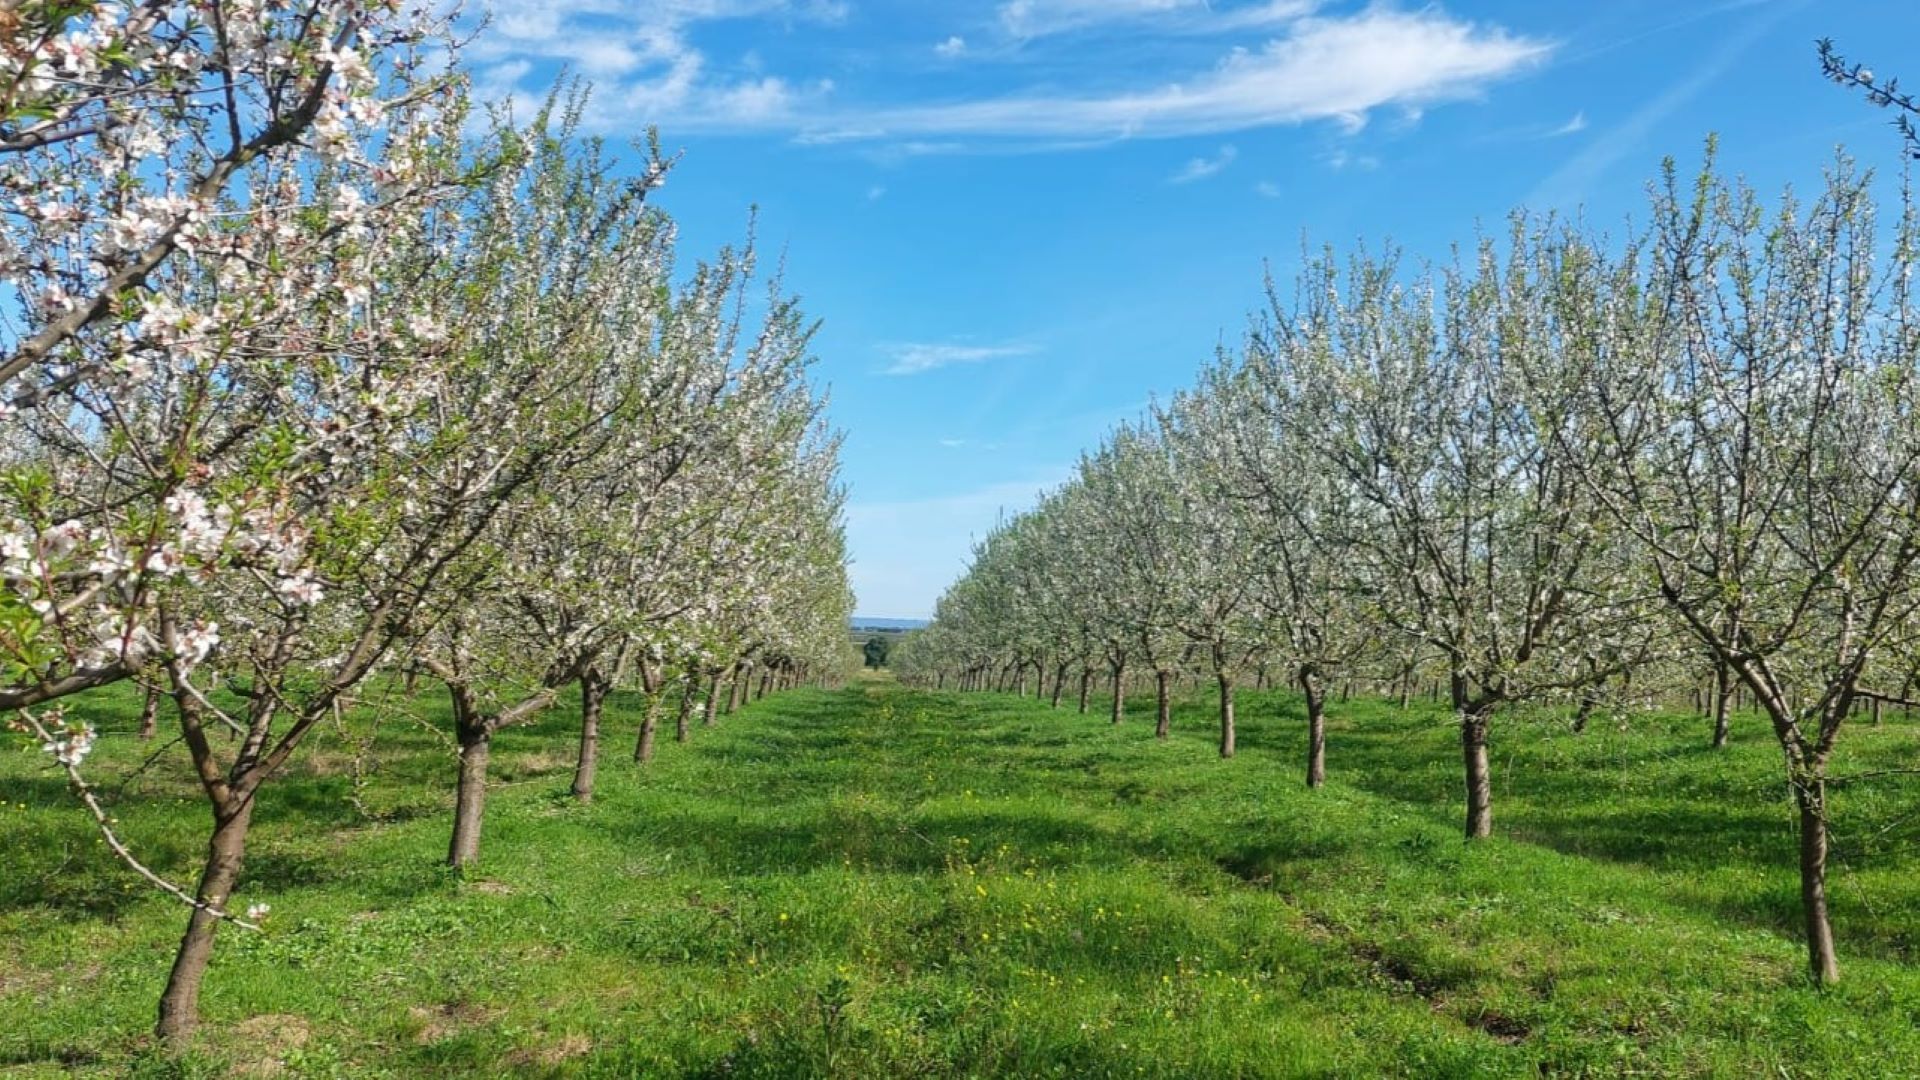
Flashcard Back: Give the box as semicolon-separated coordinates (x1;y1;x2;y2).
1216;852;1276;887
1466;1009;1532;1044
409;1001;505;1044
229;1013;312;1077
505;1032;594;1068
0;959;101;1001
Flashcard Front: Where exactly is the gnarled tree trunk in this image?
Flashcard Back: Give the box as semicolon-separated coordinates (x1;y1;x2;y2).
1109;660;1126;725
1216;670;1235;758
448;688;492;868
1154;670;1172;740
1302;666;1326;788
1710;660;1733;749
635;689;662;763
1795;770;1839;984
138;684;161;739
1461;705;1493;839
155;794;257;1038
571;669;610;803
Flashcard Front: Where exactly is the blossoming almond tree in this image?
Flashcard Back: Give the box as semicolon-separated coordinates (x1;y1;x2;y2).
2;0;488;1039
2;0;463;713
1574;157;1920;984
1307;233;1655;840
1076;428;1186;732
1180;346;1377;785
402;103;682;867
1156;381;1271;759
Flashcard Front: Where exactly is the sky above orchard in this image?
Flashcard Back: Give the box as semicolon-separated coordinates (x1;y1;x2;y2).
472;0;1918;618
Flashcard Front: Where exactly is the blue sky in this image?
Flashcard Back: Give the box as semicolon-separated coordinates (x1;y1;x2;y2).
472;0;1918;618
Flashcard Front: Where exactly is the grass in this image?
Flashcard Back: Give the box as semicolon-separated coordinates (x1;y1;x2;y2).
3;673;1919;1077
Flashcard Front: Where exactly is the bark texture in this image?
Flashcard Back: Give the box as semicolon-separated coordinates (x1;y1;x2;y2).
155;796;257;1038
1217;672;1236;758
571;670;609;802
1302;668;1326;789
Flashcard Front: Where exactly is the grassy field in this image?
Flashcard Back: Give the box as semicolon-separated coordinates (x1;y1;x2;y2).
4;675;1920;1077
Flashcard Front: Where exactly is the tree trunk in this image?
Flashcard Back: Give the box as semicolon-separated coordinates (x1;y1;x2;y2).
1302;668;1326;788
1217;671;1236;758
449;711;492;868
1461;707;1492;840
1792;772;1840;984
635;690;662;763
1109;662;1126;725
728;666;747;714
1077;668;1091;714
138;684;161;739
675;676;696;742
1050;663;1067;708
154;795;257;1039
1711;660;1732;749
571;671;608;803
1154;670;1172;740
704;674;722;726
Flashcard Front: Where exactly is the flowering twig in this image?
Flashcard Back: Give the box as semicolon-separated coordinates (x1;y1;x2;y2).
13;707;262;932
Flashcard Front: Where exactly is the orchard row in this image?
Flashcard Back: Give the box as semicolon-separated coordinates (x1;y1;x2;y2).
2;2;854;1039
896;150;1920;989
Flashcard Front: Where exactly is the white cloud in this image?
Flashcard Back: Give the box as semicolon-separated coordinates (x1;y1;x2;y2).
866;184;887;200
469;0;846;132
879;341;1039;376
472;4;1548;145
807;9;1549;141
935;35;968;58
1323;147;1379;171
1255;179;1282;198
1169;144;1238;183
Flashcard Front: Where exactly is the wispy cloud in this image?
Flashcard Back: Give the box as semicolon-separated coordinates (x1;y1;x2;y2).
819;10;1549;141
1547;110;1587;137
1170;144;1238;183
997;0;1316;39
1255;179;1283;198
477;5;1550;144
470;0;846;128
1323;148;1379;171
1528;2;1785;207
934;35;968;58
879;341;1040;376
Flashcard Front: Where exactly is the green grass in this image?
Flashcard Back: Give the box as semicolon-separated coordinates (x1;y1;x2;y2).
4;675;1919;1077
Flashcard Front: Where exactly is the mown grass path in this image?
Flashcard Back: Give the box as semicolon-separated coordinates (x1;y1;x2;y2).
4;677;1919;1076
